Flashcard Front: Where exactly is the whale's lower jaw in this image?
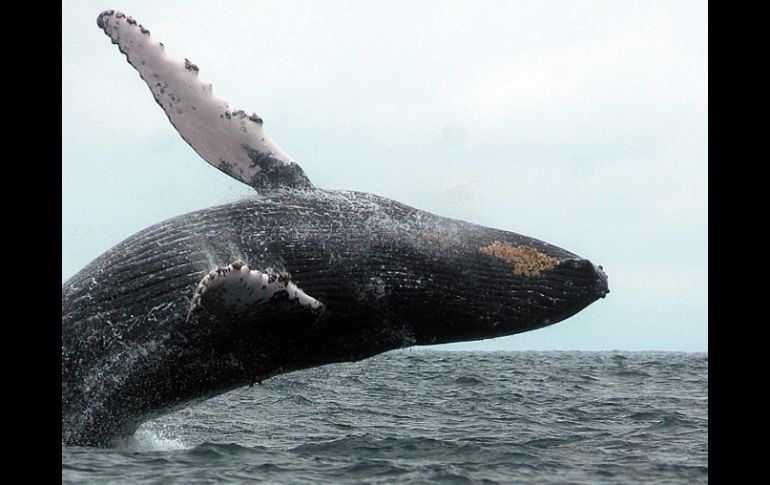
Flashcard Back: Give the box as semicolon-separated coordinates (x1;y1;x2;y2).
61;189;608;447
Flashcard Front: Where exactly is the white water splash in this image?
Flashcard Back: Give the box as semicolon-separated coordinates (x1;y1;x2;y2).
115;424;188;452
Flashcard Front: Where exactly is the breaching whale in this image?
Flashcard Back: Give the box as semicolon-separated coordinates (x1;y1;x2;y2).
62;10;609;447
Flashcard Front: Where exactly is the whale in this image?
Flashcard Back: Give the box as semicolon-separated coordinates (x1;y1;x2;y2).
62;10;609;447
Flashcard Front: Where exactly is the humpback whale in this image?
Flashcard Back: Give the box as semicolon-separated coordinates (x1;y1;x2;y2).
62;10;609;447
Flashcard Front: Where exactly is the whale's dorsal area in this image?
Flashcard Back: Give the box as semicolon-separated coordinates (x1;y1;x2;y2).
97;10;312;193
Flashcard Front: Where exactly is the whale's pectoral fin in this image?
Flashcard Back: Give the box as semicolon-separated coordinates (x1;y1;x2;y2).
97;10;313;193
188;260;323;321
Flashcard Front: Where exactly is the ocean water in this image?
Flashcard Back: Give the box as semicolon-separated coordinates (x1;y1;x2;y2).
62;351;708;484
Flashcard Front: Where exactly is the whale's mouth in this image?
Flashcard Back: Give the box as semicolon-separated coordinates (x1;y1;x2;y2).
548;257;610;304
490;255;609;334
594;264;610;299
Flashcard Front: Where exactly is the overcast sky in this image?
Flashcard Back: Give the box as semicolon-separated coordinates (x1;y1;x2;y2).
62;1;707;351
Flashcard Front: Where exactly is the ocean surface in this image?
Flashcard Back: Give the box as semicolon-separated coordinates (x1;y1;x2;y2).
62;351;708;484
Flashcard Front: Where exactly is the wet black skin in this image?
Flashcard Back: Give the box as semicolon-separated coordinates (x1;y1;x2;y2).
61;188;608;446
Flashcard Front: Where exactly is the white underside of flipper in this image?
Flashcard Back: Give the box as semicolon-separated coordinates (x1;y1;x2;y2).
97;10;312;192
189;260;322;320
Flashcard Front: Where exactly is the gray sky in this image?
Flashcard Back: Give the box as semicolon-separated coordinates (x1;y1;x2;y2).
62;1;708;351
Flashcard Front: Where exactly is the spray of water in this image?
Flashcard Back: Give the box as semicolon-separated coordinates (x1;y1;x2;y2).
114;423;188;452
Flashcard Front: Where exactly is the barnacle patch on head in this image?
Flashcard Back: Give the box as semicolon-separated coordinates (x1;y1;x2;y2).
96;10;312;193
479;241;558;277
189;260;322;318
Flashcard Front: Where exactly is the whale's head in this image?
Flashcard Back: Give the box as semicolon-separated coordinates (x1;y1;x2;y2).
366;219;610;347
